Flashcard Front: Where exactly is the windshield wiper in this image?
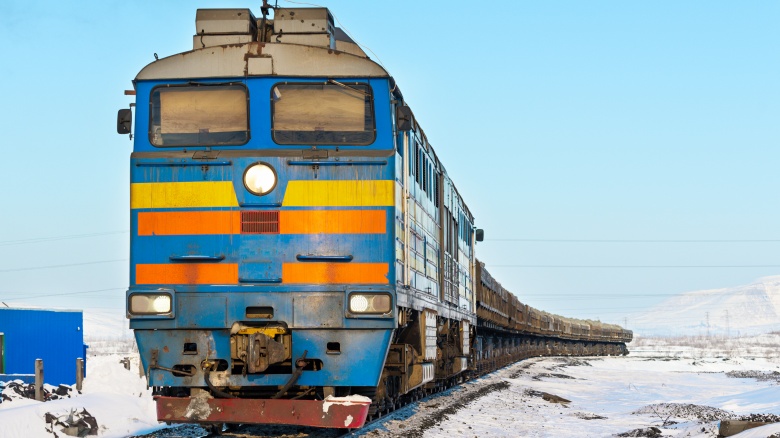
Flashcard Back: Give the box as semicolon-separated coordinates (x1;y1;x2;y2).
327;79;369;96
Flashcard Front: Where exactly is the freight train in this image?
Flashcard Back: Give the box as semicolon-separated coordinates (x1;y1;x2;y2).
117;4;632;431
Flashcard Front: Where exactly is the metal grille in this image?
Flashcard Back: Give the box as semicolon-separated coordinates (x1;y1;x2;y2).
241;211;280;234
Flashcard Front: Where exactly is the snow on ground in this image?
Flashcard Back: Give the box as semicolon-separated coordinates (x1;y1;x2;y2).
1;334;779;437
369;335;780;438
0;353;161;438
419;355;779;437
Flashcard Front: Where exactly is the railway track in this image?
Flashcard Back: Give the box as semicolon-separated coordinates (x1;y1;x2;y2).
132;357;547;438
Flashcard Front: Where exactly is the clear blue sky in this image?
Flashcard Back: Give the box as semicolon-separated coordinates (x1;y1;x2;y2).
0;1;778;328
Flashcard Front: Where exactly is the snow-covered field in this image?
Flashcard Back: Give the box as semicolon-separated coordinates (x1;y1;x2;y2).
376;352;780;437
0;351;158;438
1;335;779;438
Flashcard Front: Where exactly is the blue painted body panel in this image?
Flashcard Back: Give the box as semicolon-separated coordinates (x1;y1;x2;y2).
0;309;85;385
129;75;399;390
136;327;391;387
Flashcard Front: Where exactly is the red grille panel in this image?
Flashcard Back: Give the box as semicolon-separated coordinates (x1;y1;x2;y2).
241;211;280;234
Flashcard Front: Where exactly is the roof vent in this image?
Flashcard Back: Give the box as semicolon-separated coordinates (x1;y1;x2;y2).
273;8;335;49
194;9;258;50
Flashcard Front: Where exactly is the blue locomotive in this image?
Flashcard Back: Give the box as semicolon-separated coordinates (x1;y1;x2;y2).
118;4;631;430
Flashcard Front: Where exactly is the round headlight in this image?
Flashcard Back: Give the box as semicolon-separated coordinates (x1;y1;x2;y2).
349;295;370;313
243;162;277;196
151;295;172;313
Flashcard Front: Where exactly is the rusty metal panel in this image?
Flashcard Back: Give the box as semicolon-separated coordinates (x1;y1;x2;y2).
274;8;333;34
293;294;343;328
136;43;388;80
155;395;370;428
192;34;253;50
276;33;334;49
196;9;256;35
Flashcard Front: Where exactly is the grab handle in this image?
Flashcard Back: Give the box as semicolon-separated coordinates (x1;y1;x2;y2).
169;255;225;262
296;255;353;262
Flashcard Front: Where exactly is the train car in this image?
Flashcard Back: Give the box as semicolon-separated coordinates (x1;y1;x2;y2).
117;4;631;431
473;263;632;369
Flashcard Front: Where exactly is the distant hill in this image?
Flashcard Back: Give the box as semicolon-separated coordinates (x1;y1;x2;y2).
629;276;780;336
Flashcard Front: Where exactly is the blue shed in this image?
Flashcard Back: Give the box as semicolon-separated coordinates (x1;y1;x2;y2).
0;308;86;385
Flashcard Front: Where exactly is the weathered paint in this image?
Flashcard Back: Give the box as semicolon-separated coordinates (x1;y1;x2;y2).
138;211;240;235
131;181;239;209
135;263;238;285
136;42;388;81
154;395;370;428
282;262;389;284
134;327;392;387
136;209;386;236
282;180;394;207
279;210;386;234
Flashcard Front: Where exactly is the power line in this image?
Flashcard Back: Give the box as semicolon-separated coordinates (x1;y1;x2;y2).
0;231;128;247
1;287;126;302
486;238;780;243
0;259;127;273
513;289;769;297
488;265;780;268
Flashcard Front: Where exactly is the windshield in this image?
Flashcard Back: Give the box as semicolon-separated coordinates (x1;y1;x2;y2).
271;82;375;145
149;84;249;147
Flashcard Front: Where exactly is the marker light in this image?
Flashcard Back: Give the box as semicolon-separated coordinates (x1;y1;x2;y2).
129;293;172;315
244;162;277;196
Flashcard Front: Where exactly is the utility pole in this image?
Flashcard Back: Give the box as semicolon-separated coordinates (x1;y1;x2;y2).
706;312;710;338
623;317;628;329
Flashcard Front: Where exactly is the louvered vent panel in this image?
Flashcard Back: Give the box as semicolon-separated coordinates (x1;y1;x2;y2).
241;211;280;234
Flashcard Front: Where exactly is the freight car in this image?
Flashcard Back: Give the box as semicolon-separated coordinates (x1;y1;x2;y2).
117;3;631;431
475;262;630;373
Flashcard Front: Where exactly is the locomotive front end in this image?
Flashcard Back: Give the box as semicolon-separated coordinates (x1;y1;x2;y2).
121;7;397;429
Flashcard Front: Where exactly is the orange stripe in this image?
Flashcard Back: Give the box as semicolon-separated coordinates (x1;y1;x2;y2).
279;210;386;234
282;263;389;284
135;263;238;285
137;210;386;235
138;211;240;236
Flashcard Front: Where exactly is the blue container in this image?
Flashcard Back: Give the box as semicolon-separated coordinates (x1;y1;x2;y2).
0;308;86;385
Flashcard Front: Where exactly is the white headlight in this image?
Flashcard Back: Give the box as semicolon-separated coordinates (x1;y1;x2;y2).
349;295;370;313
244;163;277;196
349;293;392;314
151;295;171;313
129;293;172;315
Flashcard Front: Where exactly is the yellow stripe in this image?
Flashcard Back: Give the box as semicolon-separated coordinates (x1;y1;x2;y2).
282;180;394;207
131;182;238;209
